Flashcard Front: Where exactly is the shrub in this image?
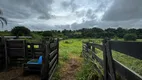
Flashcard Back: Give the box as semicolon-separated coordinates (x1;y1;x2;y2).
42;31;53;37
124;33;137;41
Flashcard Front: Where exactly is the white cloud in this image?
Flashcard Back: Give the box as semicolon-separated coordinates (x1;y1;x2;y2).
0;0;142;31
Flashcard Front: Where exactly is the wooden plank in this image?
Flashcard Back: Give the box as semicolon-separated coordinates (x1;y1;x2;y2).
106;41;116;80
34;49;43;52
114;59;142;80
110;41;142;60
48;60;57;80
49;55;57;68
88;43;103;50
50;43;57;49
6;40;25;48
49;49;57;60
102;39;108;80
88;49;104;67
8;49;25;57
41;43;50;80
57;39;59;63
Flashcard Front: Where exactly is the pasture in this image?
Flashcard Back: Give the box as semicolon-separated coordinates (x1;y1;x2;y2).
0;38;142;80
53;39;142;80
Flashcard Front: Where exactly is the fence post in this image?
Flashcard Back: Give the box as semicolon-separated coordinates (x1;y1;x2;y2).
4;39;8;71
41;42;50;80
103;39;108;80
86;42;89;53
106;40;116;80
31;43;34;59
92;41;95;59
57;38;59;64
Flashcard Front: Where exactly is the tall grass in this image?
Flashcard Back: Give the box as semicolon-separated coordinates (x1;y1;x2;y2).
53;39;142;80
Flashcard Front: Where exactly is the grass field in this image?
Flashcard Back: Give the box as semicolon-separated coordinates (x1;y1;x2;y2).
53;38;142;80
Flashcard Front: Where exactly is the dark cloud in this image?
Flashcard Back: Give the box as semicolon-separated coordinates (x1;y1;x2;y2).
1;0;142;31
103;0;142;21
61;0;78;12
0;0;53;19
86;9;96;20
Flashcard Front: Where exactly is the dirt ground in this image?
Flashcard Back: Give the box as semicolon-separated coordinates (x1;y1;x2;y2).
0;67;40;80
60;56;83;80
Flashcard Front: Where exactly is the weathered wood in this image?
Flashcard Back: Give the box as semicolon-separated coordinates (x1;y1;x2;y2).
88;49;104;67
88;43;103;50
102;39;108;80
57;39;59;64
50;42;57;49
114;59;142;80
49;55;57;68
110;41;142;60
106;41;116;80
41;44;50;80
49;49;57;60
48;60;57;80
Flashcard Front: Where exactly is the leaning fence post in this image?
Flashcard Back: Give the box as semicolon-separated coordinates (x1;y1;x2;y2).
57;38;59;64
92;41;95;59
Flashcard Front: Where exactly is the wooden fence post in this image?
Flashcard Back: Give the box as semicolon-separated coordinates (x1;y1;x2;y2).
92;41;95;59
41;42;50;80
106;40;116;80
4;39;8;71
103;39;108;80
86;42;89;53
31;43;34;59
57;39;59;64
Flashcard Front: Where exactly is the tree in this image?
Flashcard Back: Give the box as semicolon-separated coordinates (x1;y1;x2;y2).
11;26;31;36
116;27;127;38
124;33;137;41
42;31;53;37
0;9;7;28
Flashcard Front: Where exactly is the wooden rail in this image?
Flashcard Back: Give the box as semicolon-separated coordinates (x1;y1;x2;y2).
0;38;59;80
82;40;142;80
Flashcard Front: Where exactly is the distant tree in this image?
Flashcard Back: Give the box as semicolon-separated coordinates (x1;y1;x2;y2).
0;9;7;28
42;31;53;37
116;27;127;38
136;29;142;39
11;26;31;36
124;33;137;41
105;28;116;38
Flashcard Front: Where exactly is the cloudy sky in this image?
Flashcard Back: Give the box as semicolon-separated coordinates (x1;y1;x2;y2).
0;0;142;31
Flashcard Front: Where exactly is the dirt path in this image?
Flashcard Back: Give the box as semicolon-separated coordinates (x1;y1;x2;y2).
0;68;40;80
60;56;82;80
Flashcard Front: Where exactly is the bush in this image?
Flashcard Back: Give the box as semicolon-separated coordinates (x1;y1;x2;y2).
42;31;53;37
124;33;137;41
11;26;31;36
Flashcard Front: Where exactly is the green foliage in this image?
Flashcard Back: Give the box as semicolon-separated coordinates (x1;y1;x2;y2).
26;33;43;43
76;61;100;80
11;26;31;36
124;33;137;41
42;31;53;37
0;9;7;28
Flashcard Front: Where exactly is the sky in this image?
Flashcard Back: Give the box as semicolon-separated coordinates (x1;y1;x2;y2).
0;0;142;31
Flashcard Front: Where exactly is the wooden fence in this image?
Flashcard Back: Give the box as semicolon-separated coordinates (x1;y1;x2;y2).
82;39;142;80
41;40;59;80
0;38;59;80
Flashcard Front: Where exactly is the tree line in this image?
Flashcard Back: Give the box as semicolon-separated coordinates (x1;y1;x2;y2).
6;26;142;39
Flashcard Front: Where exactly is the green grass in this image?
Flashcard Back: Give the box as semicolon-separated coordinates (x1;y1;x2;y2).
91;39;142;76
53;38;142;80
